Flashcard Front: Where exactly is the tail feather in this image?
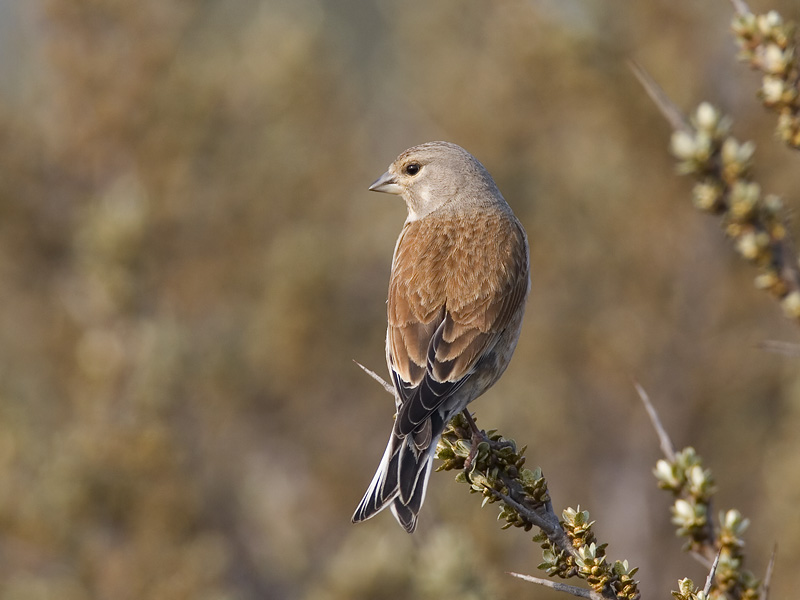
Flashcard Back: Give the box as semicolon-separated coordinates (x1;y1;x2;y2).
352;432;400;522
391;455;431;532
352;429;436;533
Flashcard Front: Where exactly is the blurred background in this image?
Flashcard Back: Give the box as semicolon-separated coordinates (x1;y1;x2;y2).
0;0;798;598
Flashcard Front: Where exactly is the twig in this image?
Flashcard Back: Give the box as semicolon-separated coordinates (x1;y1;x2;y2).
758;340;800;356
509;572;606;600
353;360;396;395
443;424;631;600
689;549;714;571
760;544;777;600
638;384;717;565
632;59;800;323
730;3;800;150
491;484;581;564
627;60;690;133
703;551;721;597
728;0;749;15
775;222;800;300
635;382;676;462
357;366;636;599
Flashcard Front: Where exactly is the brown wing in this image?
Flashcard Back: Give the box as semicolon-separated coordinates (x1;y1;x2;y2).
387;208;529;437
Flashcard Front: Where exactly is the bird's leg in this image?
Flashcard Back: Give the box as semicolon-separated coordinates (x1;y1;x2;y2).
462;409;482;438
462;409;486;470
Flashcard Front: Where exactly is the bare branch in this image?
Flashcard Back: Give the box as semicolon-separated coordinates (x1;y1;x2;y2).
490;484;581;564
728;0;750;15
758;340;800;356
760;544;777;600
776;224;800;300
353;360;395;395
628;60;690;133
635;382;676;461
703;551;721;597
689;549;714;571
509;572;606;600
638;383;717;566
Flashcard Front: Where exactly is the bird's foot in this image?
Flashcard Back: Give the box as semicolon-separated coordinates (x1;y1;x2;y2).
462;409;486;470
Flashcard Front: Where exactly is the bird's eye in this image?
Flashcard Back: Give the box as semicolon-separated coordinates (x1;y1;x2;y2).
404;163;421;176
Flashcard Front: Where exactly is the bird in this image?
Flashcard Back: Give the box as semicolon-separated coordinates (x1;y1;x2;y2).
352;141;530;533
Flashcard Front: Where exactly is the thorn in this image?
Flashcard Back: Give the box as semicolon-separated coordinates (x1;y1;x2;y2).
703;550;721;597
729;0;750;16
760;543;777;600
758;340;800;357
628;59;691;133
353;360;395;395
634;382;676;462
508;572;603;600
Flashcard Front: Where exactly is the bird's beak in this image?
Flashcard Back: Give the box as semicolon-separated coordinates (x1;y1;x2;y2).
368;171;402;195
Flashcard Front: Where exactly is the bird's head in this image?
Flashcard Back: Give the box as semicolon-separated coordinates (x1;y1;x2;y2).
369;141;501;221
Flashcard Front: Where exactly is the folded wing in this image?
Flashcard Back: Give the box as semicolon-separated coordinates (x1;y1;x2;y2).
387;210;529;441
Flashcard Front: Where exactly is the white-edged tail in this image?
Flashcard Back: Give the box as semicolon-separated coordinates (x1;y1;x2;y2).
352;428;435;533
